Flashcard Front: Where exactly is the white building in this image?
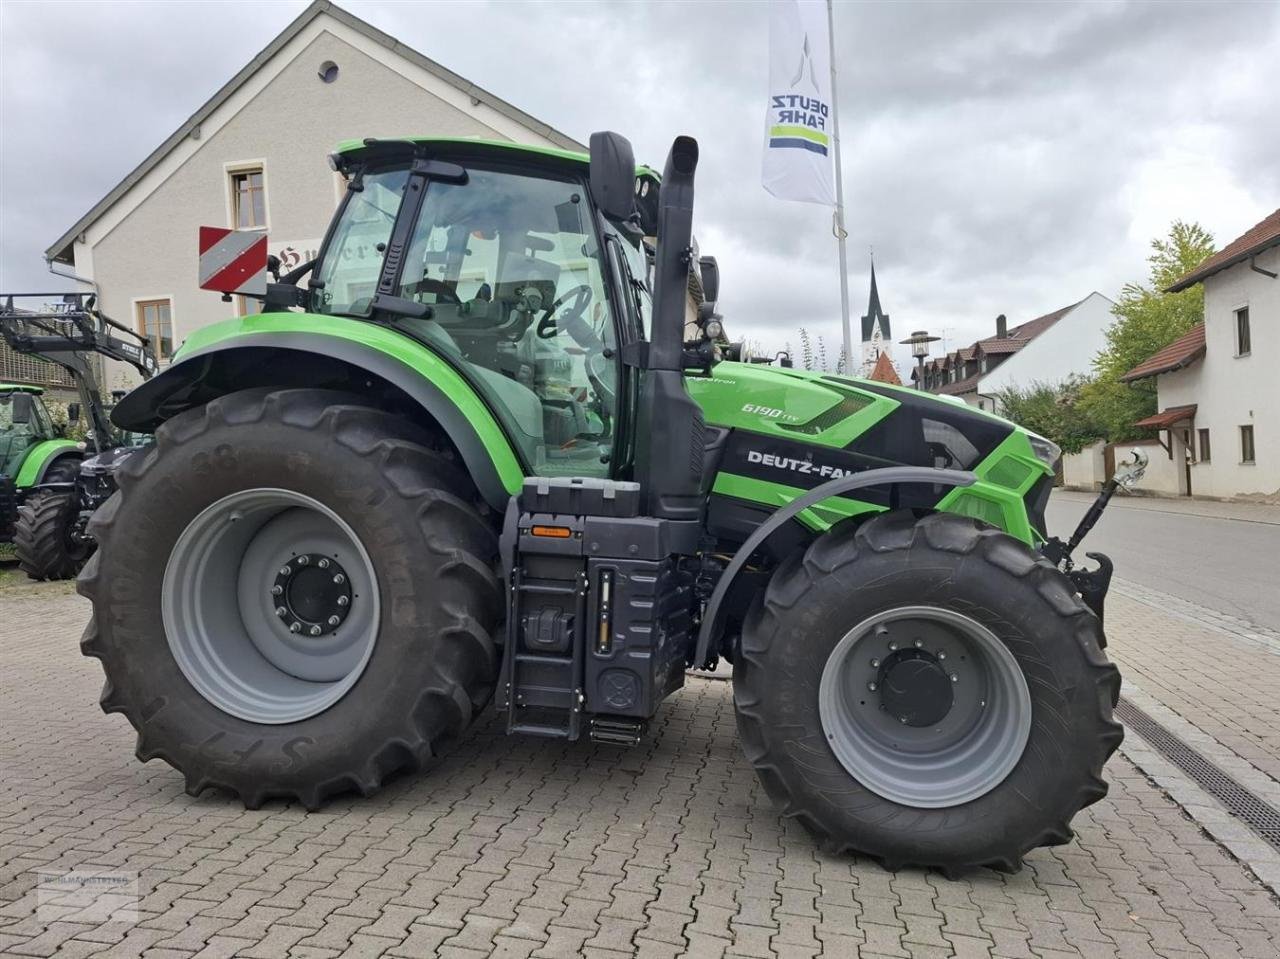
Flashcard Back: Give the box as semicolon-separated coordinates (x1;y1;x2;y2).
912;292;1116;414
1121;209;1279;500
43;0;582;390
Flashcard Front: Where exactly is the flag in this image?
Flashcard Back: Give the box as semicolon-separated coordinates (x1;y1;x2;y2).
762;0;835;206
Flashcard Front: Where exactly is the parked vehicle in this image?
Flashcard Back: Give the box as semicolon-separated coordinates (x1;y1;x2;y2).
83;132;1140;873
0;295;156;578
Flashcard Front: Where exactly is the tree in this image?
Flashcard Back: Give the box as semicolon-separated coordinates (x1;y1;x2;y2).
993;376;1102;455
1079;221;1215;441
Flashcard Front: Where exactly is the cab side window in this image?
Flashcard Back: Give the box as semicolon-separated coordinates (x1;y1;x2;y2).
395;168;619;477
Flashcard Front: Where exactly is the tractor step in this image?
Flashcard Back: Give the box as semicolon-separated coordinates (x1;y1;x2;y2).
588;717;646;747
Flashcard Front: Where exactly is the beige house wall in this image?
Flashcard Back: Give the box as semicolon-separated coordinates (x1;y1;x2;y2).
70;16;570;391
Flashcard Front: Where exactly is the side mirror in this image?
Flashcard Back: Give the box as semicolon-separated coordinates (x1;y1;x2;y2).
699;256;720;304
67;401;81;424
589;131;637;223
1113;447;1148;488
11;393;33;425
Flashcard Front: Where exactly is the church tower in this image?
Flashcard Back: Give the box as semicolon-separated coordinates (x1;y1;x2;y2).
859;259;893;377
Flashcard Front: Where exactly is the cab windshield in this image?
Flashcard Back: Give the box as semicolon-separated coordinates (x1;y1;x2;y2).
315;162;619;477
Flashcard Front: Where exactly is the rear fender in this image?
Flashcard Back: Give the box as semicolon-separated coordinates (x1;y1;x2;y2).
15;440;82;488
111;319;525;509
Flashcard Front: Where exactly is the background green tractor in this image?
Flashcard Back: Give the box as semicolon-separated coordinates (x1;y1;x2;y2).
0;384;82;545
1;295;157;579
84;131;1129;873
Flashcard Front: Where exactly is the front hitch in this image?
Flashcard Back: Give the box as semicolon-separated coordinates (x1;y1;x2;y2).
1043;447;1148;623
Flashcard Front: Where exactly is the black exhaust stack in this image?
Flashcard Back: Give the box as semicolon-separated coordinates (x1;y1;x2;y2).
636;136;705;521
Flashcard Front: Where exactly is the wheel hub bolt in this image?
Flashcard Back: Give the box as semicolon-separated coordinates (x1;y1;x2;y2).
937;651;946;660
899;715;909;724
333;573;346;585
298;555;309;566
337;595;349;607
275;606;287;618
309;625;322;636
318;558;330;569
328;616;340;627
870;658;880;668
950;674;958;683
271;585;283;596
289;623;302;634
888;641;898;651
867;682;877;691
278;566;291;577
914;639;923;648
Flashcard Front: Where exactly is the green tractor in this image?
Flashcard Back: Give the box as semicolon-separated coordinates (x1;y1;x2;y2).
84;132;1139;873
1;296;157;579
0;384;82;544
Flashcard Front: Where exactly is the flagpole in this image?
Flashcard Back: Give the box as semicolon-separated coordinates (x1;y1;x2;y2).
826;0;853;374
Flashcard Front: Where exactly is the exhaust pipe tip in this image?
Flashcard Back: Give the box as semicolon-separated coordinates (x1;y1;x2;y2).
666;136;699;180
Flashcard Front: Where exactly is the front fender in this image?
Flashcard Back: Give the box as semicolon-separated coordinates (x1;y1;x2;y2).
14;440;81;488
111;314;524;509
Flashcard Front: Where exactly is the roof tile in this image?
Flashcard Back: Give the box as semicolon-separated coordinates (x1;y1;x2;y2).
1120;324;1206;382
1167;209;1280;292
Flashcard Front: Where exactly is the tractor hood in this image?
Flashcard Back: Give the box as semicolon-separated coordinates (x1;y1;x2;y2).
687;361;1020;457
686;361;1057;542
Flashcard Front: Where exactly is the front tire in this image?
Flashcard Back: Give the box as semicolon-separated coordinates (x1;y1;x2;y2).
15;490;90;581
733;511;1122;874
78;389;502;809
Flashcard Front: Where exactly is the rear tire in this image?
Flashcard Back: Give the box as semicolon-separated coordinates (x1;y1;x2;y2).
78;388;502;809
15;490;89;581
733;510;1122;874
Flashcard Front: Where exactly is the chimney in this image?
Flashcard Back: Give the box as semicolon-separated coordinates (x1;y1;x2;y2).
995;313;1007;338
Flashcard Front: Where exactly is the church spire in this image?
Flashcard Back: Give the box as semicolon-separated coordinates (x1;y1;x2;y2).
860;258;890;342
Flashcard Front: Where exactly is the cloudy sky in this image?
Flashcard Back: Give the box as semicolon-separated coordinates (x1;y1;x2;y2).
2;0;1277;362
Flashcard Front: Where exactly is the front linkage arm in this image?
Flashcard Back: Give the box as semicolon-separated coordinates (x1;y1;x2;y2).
1041;447;1149;625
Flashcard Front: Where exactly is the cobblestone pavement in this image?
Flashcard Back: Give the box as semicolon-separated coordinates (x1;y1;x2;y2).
4;584;1280;958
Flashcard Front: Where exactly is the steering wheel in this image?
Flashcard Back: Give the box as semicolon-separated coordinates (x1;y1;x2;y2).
401;277;462;305
536;284;593;339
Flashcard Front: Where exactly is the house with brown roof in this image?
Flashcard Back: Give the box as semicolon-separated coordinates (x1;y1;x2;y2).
912;292;1116;414
1121;209;1280;499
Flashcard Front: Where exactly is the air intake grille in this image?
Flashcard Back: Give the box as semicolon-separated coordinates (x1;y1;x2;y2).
780;395;870;436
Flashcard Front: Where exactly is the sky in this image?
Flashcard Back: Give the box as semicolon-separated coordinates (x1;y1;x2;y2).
2;0;1278;363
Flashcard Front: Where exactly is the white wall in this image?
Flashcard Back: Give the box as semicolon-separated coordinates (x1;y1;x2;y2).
73;15;570;391
978;292;1115;395
1062;440;1106;490
1127;438;1182;496
1157;246;1280;499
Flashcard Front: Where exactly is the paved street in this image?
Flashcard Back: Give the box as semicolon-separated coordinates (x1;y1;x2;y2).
1045;491;1280;628
4;559;1280;959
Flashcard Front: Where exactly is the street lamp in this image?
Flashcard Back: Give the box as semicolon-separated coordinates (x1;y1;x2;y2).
899;330;940;391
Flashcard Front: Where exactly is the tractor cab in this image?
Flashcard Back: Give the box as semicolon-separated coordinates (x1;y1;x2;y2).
0;386;58;480
311;139;650;479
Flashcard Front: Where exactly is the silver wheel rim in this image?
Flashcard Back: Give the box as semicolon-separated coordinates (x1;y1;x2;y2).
162;488;380;724
818;605;1032;808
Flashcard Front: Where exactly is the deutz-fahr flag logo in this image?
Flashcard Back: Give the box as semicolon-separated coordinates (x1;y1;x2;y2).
762;0;835;206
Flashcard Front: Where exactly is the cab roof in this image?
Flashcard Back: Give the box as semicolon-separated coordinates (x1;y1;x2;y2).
0;383;44;394
332;136;659;180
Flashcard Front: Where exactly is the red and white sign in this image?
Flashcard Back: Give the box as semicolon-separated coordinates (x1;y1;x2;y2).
198;226;268;296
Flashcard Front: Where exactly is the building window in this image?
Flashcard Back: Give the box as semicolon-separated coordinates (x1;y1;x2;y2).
136;298;173;360
231;168;266;229
1198;428;1210;463
1236;306;1251;356
1240;425;1255;464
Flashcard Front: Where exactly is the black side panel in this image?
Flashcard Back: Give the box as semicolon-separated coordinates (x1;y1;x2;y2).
720;429;952;511
838;379;1014;469
0;474;16;539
